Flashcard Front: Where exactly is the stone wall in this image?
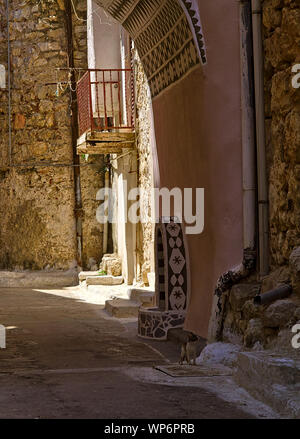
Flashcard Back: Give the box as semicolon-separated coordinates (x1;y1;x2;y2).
0;0;104;271
221;249;300;350
133;49;155;285
263;0;300;267
0;0;8;167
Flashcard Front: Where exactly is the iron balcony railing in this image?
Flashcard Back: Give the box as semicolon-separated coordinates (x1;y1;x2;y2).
76;69;135;137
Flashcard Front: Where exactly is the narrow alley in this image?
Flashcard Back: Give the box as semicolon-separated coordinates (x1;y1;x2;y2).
0;287;273;419
0;0;299;423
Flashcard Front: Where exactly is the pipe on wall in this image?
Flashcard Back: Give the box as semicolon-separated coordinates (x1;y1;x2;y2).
103;164;109;255
251;0;270;277
254;284;292;306
240;0;256;252
64;0;83;270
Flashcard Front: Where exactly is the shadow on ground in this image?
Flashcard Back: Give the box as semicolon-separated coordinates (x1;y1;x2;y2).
0;287;256;419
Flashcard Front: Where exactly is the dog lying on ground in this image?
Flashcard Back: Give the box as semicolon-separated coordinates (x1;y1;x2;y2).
179;331;199;366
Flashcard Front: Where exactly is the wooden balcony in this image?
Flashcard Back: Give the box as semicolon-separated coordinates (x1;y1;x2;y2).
76;69;135;155
77;130;135;155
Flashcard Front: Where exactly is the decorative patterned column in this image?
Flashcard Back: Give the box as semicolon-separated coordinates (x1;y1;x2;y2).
138;217;191;340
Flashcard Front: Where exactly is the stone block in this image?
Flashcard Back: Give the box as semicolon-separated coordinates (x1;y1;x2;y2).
261;266;291;293
196;342;242;368
244;319;265;348
105;299;140;318
0;270;78;288
234;351;300;418
242;299;262;321
29;142;47;157
263;2;282;31
38;42;61;52
128;288;155;307
86;276;123;286
267;326;299;355
229;284;261;311
78;271;100;282
14;113;26;130
263;299;297;328
100;254;122;277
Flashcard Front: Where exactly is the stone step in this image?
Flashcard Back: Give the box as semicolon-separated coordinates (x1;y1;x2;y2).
128;288;155;307
0;270;78;288
84;275;124;286
78;271;101;282
105;298;140;318
234;351;300;418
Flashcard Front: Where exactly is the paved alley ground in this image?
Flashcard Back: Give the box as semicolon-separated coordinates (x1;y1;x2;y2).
0;287;276;419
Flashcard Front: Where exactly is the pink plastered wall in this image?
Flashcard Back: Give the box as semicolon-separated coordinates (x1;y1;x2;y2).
151;0;244;337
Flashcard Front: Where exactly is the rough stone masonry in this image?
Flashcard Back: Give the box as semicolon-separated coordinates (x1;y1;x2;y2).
263;0;300;267
0;0;104;270
0;0;154;275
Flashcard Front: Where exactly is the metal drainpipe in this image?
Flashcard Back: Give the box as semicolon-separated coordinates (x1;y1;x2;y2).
6;0;12;166
254;284;292;306
240;0;256;252
103;161;109;255
251;0;269;277
64;0;83;271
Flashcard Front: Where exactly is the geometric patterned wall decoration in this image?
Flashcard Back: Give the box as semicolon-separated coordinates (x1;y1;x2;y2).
179;0;207;64
95;0;207;97
138;217;191;340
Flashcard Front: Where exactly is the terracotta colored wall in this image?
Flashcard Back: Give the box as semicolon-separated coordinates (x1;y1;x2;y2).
151;0;244;337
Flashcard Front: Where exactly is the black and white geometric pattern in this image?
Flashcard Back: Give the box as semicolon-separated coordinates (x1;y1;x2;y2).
165;220;188;311
138;308;186;340
180;0;207;63
95;0;207;97
138;217;191;340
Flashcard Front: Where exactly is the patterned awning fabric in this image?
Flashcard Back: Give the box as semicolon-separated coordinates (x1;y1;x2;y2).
94;0;206;97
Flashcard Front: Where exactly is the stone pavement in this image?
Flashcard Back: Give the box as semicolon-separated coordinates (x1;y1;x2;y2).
0;287;276;419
